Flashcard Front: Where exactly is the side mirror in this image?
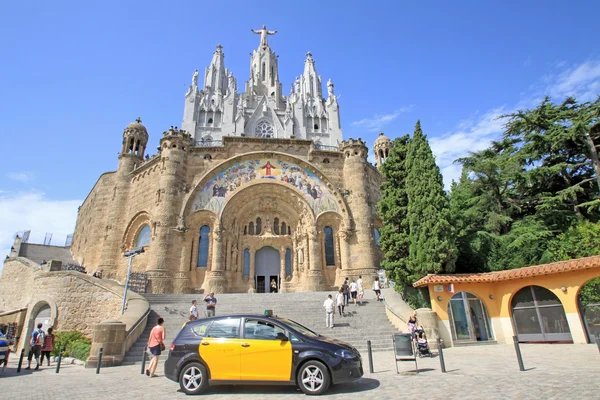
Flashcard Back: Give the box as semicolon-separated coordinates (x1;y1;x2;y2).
276;332;289;341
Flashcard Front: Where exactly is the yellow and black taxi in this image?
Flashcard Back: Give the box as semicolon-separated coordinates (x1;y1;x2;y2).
164;314;363;395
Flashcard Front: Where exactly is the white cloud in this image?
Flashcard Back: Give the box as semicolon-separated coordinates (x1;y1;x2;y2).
430;107;508;188
351;105;414;132
6;172;35;183
545;60;600;102
0;191;81;273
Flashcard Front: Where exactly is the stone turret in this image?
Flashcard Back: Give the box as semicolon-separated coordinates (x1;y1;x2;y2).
98;119;148;278
340;138;378;285
146;127;193;293
374;132;392;169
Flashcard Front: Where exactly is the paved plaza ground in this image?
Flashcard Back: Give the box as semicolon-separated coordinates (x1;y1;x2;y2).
1;343;599;399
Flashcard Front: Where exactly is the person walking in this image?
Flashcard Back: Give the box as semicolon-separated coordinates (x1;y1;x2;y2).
189;300;198;321
349;279;358;306
373;277;382;301
407;311;418;334
203;292;217;317
357;275;364;304
146;317;165;378
342;278;350;305
336;289;345;317
41;327;55;367
25;323;44;370
323;294;335;329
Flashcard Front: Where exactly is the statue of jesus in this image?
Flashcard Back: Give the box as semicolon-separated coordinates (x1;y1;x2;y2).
251;25;277;48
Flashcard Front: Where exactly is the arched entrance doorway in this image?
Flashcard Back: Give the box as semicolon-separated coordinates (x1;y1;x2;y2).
511;286;572;342
255;246;280;293
448;292;493;342
578;277;600;343
34;305;51;333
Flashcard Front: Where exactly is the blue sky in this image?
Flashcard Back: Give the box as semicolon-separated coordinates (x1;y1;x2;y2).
1;0;599;260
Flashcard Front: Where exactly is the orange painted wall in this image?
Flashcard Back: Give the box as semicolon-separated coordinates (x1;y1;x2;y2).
428;266;600;320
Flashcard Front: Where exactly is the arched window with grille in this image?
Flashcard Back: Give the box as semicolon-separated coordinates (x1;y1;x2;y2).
274;218;279;235
249;222;255;235
285;248;292;277
243;248;250;277
324;226;335;266
197;225;211;267
256;217;262;235
136;225;151;247
281;222;287;236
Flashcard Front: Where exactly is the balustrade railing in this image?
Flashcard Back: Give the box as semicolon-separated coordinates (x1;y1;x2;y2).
195;140;223;147
314;144;339;152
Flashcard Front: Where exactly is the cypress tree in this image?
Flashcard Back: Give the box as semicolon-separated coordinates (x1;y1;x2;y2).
377;135;411;286
405;121;457;282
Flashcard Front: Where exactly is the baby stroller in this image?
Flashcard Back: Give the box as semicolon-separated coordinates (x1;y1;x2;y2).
413;327;433;357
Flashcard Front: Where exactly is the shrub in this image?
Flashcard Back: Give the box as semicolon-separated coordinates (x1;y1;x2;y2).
66;340;92;361
51;331;91;359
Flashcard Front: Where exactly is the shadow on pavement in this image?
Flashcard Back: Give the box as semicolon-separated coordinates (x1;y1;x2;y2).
185;378;380;396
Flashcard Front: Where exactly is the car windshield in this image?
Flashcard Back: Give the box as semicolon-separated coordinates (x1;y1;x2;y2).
278;318;319;337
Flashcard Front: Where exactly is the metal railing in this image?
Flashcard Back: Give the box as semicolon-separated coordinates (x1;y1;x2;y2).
195;140;223;147
314;144;339;152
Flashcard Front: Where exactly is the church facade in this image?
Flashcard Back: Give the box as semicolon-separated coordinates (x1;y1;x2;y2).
71;29;392;294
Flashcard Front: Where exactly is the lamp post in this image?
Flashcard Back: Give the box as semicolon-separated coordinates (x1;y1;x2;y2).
121;246;145;315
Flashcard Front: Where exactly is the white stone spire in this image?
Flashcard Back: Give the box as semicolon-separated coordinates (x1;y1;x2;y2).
204;44;227;93
301;52;322;99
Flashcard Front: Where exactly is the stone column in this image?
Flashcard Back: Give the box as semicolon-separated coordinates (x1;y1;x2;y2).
203;227;227;293
336;230;351;286
249;248;256;292
173;229;191;293
307;231;324;291
279;247;286;292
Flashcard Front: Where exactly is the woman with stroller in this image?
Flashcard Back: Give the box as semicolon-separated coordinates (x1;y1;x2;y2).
407;311;418;334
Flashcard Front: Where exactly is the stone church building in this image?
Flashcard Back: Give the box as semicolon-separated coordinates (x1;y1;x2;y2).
71;28;392;294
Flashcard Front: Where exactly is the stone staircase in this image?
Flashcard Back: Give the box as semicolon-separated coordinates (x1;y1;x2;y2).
123;290;399;365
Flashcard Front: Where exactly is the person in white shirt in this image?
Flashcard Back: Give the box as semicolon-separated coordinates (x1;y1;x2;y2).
336;289;345;317
323;294;335;329
349;280;359;306
357;275;364;304
373;277;382;301
189;300;198;320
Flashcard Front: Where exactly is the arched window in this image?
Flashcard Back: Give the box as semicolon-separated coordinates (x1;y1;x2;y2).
197;225;211;267
274;218;280;235
249;222;255;235
244;226;247;235
255;120;274;138
288;226;291;235
256;217;262;235
281;222;287;236
314;123;319;130
324;226;335;266
261;62;266;81
243;248;250;277
285;248;292;277
136;225;151;247
208;118;213;124
448;292;493;342
374;228;381;246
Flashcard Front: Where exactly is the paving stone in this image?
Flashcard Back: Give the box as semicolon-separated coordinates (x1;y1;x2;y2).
1;343;598;399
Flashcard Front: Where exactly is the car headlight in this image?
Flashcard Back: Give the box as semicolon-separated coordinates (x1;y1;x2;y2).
334;349;355;360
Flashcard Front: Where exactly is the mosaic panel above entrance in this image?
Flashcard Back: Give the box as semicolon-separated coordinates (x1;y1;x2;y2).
192;159;339;216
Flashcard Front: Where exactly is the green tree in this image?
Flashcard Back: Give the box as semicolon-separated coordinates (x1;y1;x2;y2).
377;135;411;285
542;220;600;262
405;121;457;282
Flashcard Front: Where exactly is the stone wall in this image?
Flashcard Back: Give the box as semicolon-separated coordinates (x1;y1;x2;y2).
0;257;150;360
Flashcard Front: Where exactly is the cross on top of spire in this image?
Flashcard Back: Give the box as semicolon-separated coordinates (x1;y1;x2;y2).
135;117;142;123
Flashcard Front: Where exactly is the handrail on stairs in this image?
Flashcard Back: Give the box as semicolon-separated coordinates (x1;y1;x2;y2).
125;308;152;340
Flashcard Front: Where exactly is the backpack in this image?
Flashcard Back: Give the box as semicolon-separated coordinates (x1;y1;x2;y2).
34;329;45;346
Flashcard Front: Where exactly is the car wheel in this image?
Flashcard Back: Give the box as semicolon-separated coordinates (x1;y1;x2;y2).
297;360;330;395
179;362;208;395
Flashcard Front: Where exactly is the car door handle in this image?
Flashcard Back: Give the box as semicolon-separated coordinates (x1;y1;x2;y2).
201;342;210;346
241;343;250;347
